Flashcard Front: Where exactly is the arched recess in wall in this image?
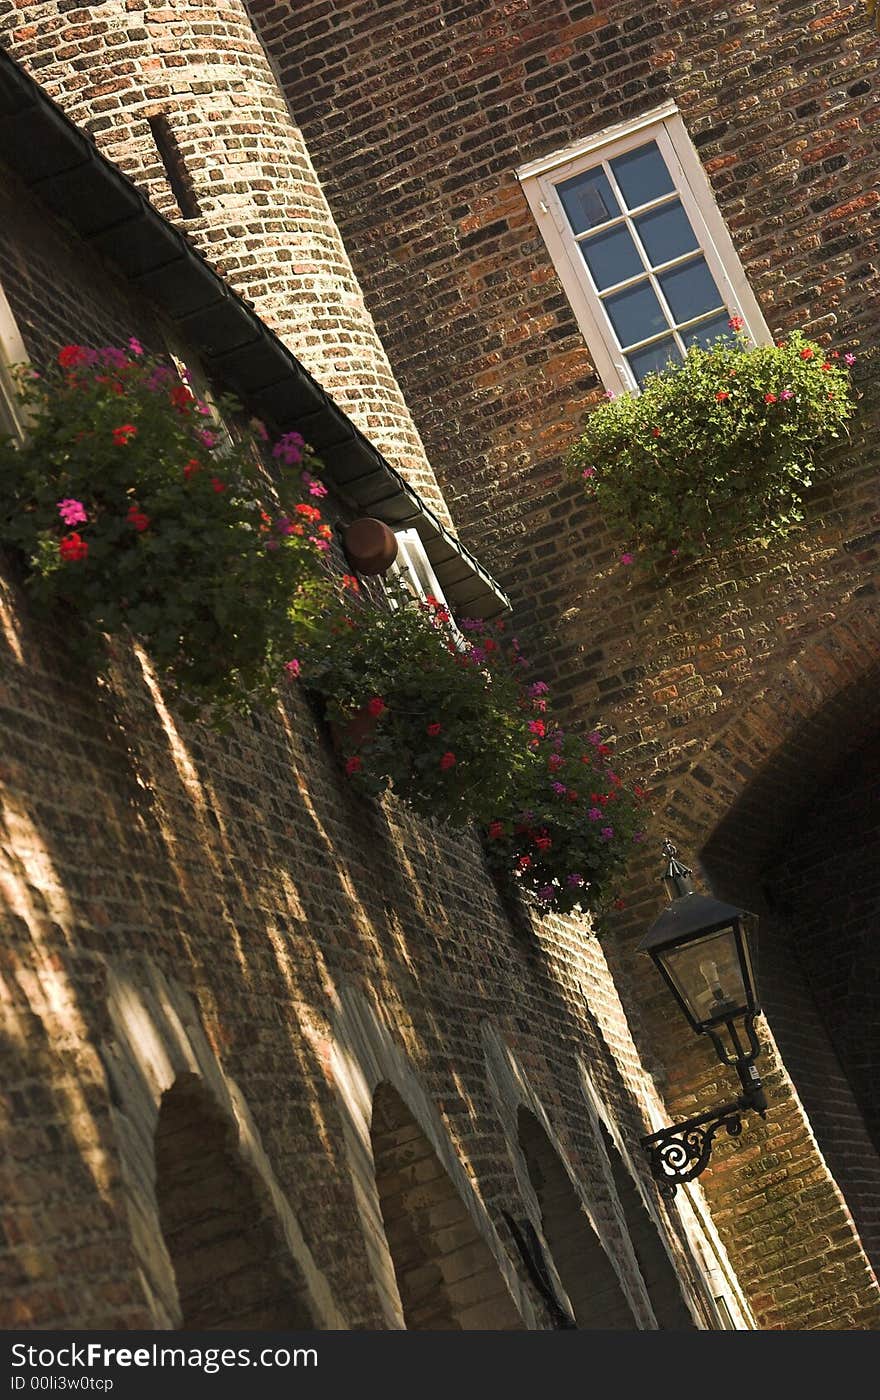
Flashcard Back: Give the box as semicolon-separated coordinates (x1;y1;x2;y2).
576;1069;699;1329
100;955;344;1329
517;1108;638;1329
330;985;535;1329
691;610;880;1276
155;1075;316;1329
371;1082;524;1330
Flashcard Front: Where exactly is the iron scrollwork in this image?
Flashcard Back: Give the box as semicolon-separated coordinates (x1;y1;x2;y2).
641;1100;746;1198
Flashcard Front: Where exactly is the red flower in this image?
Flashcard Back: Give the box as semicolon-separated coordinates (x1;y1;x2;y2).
366;696;386;718
210;477;226;493
764;393;778;404
295;503;322;523
426;722;442;736
715;391;730;402
821;363;832;372
169;384;193;412
517;856;532;871
345;755;362;776
528;719;546;738
58;345;86;368
651;427;661;438
728;315;745;332
112;424;137;446
59;532;88;562
127;505;150;532
613;898;626;911
439;751;457;771
800;347;815;360
342;574;360;593
487;821;505;839
534;835;552;852
183;458;202;480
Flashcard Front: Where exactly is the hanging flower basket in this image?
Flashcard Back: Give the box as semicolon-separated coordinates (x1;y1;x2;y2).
0;341;333;724
566;326;860;566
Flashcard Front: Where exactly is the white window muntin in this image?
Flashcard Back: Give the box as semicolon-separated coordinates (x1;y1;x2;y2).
518;107;771;395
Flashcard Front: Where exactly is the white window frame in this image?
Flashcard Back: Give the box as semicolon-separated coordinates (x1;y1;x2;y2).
386;527;463;642
0;277;30;442
517;102;771;396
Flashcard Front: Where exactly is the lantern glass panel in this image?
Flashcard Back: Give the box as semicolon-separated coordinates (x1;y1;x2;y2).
658;925;748;1027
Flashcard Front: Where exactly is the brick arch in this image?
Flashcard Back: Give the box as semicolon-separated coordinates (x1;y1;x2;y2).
516;1108;639;1328
370;1083;525;1330
155;1075;317;1330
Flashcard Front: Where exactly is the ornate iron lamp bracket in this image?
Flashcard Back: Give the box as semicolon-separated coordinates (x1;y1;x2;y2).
641;1098;749;1198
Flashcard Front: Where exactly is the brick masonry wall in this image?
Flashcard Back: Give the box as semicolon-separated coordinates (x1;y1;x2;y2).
0;0;453;526
245;0;880;1326
0;167;723;1329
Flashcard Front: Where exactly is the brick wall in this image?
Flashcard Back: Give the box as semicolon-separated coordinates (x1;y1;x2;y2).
0;164;726;1329
244;0;880;1326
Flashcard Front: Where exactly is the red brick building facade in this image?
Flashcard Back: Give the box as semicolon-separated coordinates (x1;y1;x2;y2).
0;0;878;1331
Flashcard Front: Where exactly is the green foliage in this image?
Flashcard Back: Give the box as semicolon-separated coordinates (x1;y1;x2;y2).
300;584;645;914
0;342;332;724
299;584;535;827
482;727;645;917
566;330;859;563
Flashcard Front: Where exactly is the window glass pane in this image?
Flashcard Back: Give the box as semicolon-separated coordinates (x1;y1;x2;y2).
627;337;683;388
556;166;619;234
610;142;674;209
658;256;724;324
680;311;735;352
603;280;667;348
579;224;643;291
634;200;699;268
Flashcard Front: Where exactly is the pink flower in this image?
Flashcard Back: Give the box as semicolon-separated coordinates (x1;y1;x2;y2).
284;659;301;679
273;430;306;466
128;336;144;356
427;722;442;736
537;884;555;902
780;389;794;401
528;681;549;697
600;826;614;840
548;753;564;771
588;731;603;746
588;807;602;821
582;467;596;479
551;781;567;796
620;552;634;565
439;751;457;771
57;498;87;526
366;696;386;718
728;315;745;332
198;429;217;449
844;353;856;367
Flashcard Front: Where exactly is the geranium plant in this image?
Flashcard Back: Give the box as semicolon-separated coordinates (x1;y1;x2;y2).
299;584;536;826
299;582;644;913
0;341;332;723
566;325;859;564
482;723;645;916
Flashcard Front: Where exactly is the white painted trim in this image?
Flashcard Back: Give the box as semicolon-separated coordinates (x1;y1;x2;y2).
518;107;771;397
0;276;30;441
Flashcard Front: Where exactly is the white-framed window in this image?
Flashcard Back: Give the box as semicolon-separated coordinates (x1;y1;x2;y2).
517;102;771;395
386;527;463;641
0;277;30;442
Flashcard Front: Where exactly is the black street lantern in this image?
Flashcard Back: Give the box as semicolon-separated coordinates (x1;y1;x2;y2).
638;841;767;1196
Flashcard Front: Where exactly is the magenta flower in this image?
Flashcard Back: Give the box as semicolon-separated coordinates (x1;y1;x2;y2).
284;659;301;679
128;336;144;356
588;807;602;821
273;430;306;467
537;884;555;901
844;353;856;367
528;681;549;697
779;389;794;401
57;498;88;526
582;467;596;479
566;874;584;888
600;826;614;841
197;429;216;449
551;781;567;796
588;730;603;746
620;552;634;565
